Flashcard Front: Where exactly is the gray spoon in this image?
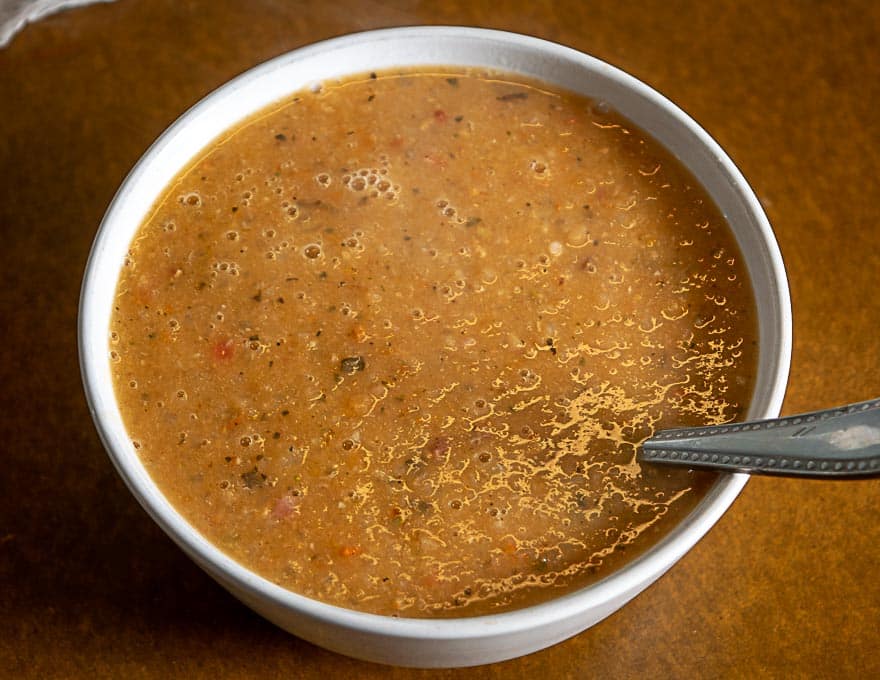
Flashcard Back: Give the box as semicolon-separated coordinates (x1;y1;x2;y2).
639;397;880;479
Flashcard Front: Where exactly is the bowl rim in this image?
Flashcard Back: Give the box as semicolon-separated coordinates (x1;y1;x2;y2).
78;25;792;641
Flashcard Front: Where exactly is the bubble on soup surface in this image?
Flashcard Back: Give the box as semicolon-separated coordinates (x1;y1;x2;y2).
567;226;589;246
436;199;455;217
529;160;548;176
471;398;491;417
212;260;241;276
180;192;202;207
315;173;331;187
303;244;322;259
519;368;539;386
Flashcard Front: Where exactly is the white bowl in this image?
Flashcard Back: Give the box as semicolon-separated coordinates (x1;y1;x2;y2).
78;26;791;668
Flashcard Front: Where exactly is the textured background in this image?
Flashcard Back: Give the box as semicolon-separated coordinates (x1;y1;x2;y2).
1;1;878;677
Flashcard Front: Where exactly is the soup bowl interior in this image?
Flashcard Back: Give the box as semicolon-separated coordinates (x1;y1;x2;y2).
79;26;791;668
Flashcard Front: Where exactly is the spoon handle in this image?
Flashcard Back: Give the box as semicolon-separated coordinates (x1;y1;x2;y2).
639;398;880;479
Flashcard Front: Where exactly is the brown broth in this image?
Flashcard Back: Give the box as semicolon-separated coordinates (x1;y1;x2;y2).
109;69;757;617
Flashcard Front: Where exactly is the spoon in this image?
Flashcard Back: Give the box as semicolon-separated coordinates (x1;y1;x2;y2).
639;397;880;479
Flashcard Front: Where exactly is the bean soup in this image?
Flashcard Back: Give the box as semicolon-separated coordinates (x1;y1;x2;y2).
110;69;757;616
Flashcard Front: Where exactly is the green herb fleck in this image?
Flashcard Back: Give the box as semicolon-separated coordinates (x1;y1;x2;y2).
340;356;366;374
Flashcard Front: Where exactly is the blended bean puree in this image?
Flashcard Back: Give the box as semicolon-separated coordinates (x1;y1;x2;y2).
110;69;757;617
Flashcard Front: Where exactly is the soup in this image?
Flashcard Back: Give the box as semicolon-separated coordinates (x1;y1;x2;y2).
109;69;757;617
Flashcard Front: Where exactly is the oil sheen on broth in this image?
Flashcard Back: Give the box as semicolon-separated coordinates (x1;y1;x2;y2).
110;69;757;617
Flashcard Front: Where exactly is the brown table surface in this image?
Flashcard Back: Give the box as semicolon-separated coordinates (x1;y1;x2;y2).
2;1;878;677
